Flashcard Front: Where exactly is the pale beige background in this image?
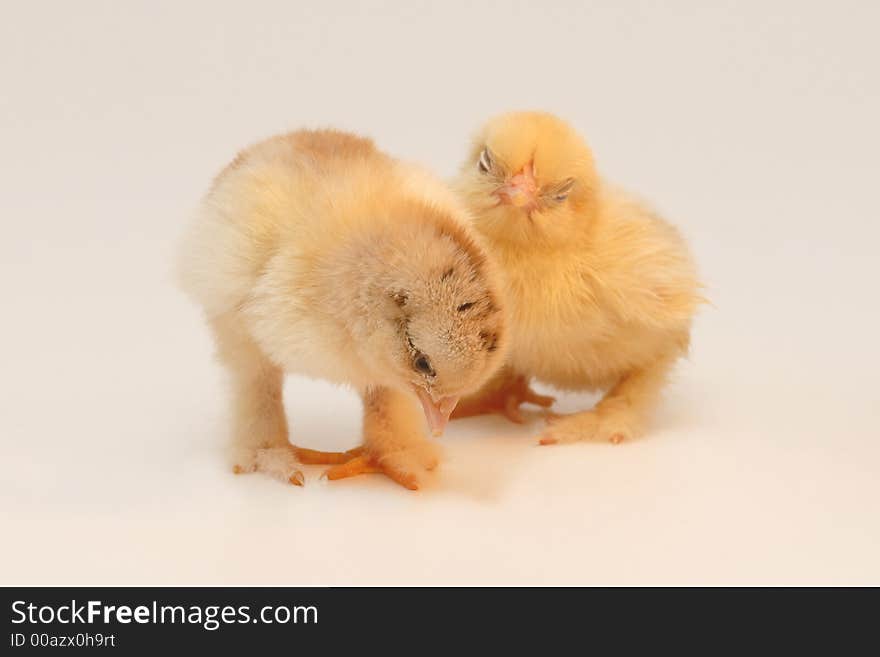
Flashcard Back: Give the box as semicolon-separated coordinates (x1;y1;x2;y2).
1;1;878;584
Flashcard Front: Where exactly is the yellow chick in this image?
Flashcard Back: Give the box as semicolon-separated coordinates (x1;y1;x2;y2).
178;129;506;489
452;112;702;445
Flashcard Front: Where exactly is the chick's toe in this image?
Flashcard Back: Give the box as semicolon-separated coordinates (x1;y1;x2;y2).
321;442;440;491
453;374;555;424
538;410;631;446
233;446;305;486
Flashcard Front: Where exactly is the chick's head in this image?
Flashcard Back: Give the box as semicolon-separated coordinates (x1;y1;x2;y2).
455;111;600;247
359;207;506;436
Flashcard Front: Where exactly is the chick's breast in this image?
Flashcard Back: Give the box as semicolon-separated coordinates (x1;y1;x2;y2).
495;202;700;391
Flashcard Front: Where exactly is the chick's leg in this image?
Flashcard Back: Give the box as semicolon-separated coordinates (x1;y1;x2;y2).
451;366;555;424
210;314;303;486
539;351;678;446
321;387;440;491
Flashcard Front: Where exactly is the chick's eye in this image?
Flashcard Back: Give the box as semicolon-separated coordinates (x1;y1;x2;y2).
553;178;575;202
477;148;491;174
413;352;435;377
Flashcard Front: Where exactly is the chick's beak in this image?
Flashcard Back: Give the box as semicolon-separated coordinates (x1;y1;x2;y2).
415;388;460;437
495;163;537;209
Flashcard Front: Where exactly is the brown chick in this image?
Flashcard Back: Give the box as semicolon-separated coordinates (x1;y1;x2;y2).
451;112;702;445
178;129;506;488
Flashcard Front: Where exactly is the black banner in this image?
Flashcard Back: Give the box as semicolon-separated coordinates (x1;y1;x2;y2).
1;587;874;652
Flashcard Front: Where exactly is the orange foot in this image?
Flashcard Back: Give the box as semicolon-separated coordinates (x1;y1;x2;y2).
451;375;555;424
294;446;435;491
537;411;629;446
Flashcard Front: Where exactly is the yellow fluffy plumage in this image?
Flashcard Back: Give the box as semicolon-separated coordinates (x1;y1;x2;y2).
178;129;506;488
452;111;703;444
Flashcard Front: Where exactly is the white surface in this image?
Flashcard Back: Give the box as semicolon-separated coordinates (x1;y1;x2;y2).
1;1;878;585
